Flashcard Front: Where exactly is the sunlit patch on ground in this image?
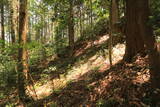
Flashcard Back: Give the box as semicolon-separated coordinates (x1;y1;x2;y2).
93;35;109;45
27;38;152;107
28;35;125;100
132;56;150;84
74;35;109;57
112;44;125;63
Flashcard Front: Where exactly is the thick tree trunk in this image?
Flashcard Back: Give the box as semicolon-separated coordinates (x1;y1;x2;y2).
123;0;145;62
124;0;160;90
123;0;160;103
136;0;160;90
18;0;29;105
1;0;5;48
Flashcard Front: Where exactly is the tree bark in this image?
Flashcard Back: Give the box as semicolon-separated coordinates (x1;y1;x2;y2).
124;0;160;90
136;0;160;89
68;0;74;56
109;0;119;66
89;0;93;28
123;0;160;103
18;0;29;105
79;6;82;36
111;0;119;34
10;0;18;43
123;0;145;62
1;0;5;48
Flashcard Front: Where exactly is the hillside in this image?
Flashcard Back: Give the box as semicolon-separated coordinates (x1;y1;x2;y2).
27;34;155;107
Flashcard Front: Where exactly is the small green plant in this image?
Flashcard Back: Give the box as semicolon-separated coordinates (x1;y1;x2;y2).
48;102;57;107
52;89;62;94
5;103;16;107
66;80;74;88
96;98;120;107
96;99;107;107
86;85;94;91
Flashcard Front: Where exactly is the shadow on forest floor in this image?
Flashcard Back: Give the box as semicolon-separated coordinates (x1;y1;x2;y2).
1;32;160;106
30;34;124;83
0;33;124;106
27;33;160;106
30;55;160;107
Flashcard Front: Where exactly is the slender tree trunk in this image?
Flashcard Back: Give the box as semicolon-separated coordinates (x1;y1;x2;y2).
68;0;74;56
28;16;32;42
17;0;19;41
82;5;85;36
48;16;51;40
17;0;29;105
7;6;10;43
1;0;5;48
109;0;119;66
10;0;18;43
111;0;119;33
79;6;82;36
109;4;113;66
89;0;93;28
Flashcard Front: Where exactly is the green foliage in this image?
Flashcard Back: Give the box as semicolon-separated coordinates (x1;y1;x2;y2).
93;17;109;35
96;99;106;107
0;45;18;104
29;42;45;64
48;102;57;107
79;16;109;41
28;41;55;65
150;0;160;36
4;103;16;107
52;89;62;95
0;46;17;89
96;98;120;107
54;24;68;55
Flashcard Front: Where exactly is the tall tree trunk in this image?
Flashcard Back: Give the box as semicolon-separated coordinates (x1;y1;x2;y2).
137;0;160;90
124;0;160;92
28;16;32;42
68;0;74;56
109;0;119;66
125;0;160;105
123;0;145;62
79;6;82;36
111;0;119;33
1;0;5;48
89;0;93;29
17;0;29;105
10;0;18;43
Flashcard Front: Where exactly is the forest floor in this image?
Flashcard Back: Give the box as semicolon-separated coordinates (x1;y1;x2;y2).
1;34;159;106
27;34;156;107
28;34;125;100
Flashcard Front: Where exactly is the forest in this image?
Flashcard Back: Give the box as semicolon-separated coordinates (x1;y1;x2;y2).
0;0;160;106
